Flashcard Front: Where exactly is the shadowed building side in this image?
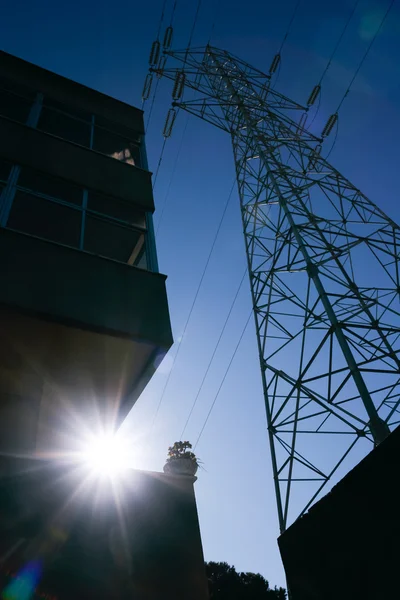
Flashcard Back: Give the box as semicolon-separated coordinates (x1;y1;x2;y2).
0;465;209;600
278;425;400;600
0;50;173;462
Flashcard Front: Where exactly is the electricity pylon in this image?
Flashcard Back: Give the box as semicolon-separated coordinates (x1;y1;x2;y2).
155;46;400;532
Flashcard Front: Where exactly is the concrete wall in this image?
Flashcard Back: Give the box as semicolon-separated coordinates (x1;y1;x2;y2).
279;426;400;600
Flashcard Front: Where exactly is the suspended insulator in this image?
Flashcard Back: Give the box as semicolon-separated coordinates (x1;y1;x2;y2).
321;113;338;137
298;112;307;131
163;108;177;138
307;144;322;171
156;55;167;79
149;40;161;66
307;84;321;107
141;73;153;101
269;53;281;75
172;72;185;100
163;26;173;50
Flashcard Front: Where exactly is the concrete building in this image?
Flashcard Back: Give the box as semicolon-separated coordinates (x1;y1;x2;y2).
0;52;209;599
0;50;173;461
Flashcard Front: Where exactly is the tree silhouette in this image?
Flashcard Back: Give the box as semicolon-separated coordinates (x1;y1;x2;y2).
206;561;286;599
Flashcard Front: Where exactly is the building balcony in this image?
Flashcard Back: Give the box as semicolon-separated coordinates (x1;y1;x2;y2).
0;52;172;458
0;227;172;456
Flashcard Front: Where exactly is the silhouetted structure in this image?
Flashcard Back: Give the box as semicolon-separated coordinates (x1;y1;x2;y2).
0;51;172;461
278;425;400;599
0;52;210;600
0;463;209;600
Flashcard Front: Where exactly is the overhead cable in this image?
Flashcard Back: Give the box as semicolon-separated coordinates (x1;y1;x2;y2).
155;113;190;237
207;0;221;46
150;179;237;432
320;0;395;140
180;267;248;439
194;311;253;450
278;0;302;55
269;0;301;80
319;0;361;86
152;138;167;189
306;0;361;109
335;0;395;113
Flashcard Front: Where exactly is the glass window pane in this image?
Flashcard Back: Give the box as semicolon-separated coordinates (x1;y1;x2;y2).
0;76;35;99
87;192;145;227
7;191;81;247
38;107;91;147
84;215;145;264
0;158;12;183
0;89;32;123
92;127;141;167
18;167;83;205
44;98;91;122
95;115;141;142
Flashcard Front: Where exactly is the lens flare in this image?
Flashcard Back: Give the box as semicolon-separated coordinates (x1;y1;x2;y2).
2;561;42;600
81;434;131;478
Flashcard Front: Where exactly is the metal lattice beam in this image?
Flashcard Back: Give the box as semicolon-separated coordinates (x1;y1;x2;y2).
156;46;400;532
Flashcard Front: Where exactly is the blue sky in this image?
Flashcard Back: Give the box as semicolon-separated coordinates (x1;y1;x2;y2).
2;0;400;588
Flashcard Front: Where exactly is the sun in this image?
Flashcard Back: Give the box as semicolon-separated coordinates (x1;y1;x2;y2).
82;433;131;478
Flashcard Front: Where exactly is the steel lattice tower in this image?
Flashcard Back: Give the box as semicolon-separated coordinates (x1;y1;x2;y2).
155;46;400;532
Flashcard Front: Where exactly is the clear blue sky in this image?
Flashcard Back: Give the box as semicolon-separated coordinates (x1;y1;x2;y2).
2;0;400;588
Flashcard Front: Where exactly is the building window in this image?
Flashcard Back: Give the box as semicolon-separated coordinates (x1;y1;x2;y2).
35;96;143;168
7;190;81;247
92;124;141;167
87;191;145;227
37;100;91;147
4;166;151;270
86;190;147;267
0;158;12;184
18;167;83;205
0;76;34;124
84;216;146;266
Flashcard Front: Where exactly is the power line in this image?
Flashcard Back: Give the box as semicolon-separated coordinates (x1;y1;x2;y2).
268;0;302;80
152;137;167;189
168;0;178;26
187;0;203;51
155;113;190;237
156;0;168;40
141;0;168;112
151;0;202;191
149;179;237;432
207;0;221;45
318;0;395;140
278;0;302;55
194;310;253;450
324;115;339;161
145;78;160;131
318;0;361;86
335;0;395;113
180;267;248;439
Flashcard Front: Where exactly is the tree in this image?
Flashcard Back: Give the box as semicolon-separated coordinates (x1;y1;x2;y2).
206;561;286;599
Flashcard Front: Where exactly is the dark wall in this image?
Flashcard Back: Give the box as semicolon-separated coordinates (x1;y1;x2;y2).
0;465;209;600
278;426;400;600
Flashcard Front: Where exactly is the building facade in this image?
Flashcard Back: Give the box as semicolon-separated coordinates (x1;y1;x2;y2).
0;51;173;461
